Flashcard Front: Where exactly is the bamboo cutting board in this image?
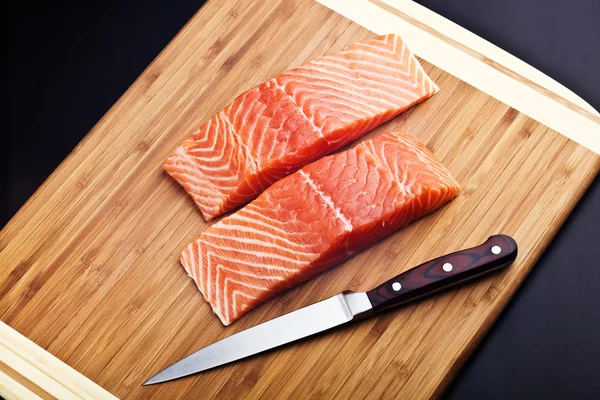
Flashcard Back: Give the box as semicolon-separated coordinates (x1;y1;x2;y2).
1;0;600;398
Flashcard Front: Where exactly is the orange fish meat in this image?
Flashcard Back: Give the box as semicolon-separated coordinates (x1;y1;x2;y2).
164;34;438;221
181;131;460;325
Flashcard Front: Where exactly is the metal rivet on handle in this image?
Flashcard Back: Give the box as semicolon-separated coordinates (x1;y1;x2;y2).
491;245;502;255
392;282;402;291
442;263;453;272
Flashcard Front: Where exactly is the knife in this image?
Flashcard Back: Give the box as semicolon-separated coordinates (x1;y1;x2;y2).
144;234;517;385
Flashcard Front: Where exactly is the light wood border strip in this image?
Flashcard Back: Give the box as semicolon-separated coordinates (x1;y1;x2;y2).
0;321;118;400
316;0;600;155
378;0;599;117
0;360;55;399
0;370;44;400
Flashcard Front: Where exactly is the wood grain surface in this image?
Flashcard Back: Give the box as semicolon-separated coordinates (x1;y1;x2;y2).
0;321;117;399
1;0;599;398
317;0;600;154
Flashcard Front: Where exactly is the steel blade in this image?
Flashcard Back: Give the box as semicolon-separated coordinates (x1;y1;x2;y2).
143;292;371;385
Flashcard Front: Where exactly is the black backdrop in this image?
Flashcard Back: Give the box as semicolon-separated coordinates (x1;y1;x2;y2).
4;1;600;398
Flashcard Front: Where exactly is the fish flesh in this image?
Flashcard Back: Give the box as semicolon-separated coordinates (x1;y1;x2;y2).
164;34;438;221
182;132;459;325
181;131;460;325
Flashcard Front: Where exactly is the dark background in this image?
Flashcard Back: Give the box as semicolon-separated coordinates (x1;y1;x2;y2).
4;0;599;398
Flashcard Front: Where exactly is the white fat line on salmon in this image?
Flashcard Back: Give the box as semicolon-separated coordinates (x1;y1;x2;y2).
418;63;440;94
202;231;318;257
363;141;414;196
297;71;420;104
233;209;330;241
220;269;272;323
181;250;193;279
172;162;237;183
186;137;233;165
195;241;204;292
181;243;205;297
181;178;228;202
260;141;284;171
190;174;237;186
232;290;258;321
192;117;223;154
426;189;438;210
360;37;408;64
212;265;228;326
299;170;353;232
239;208;303;235
285;77;385;113
203;242;307;265
334;43;412;76
168;171;217;193
206;247;288;303
271;79;325;140
220;215;291;237
188;270;206;297
190;127;201;136
210;223;319;253
303;98;379;124
189;195;221;217
186;158;234;173
328;48;414;78
307;58;420;89
220;110;259;176
352;57;421;88
216;263;286;281
181;129;209;148
253;127;267;170
231;291;250;323
403;165;417;193
191;119;219;149
400;138;452;183
204;250;216;300
201;242;302;271
185;243;198;283
284;71;403;112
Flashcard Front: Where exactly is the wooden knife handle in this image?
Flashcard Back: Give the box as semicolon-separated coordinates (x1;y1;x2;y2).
366;235;518;312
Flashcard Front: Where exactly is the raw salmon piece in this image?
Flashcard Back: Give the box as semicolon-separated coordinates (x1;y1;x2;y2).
276;35;438;145
164;34;438;221
181;132;460;325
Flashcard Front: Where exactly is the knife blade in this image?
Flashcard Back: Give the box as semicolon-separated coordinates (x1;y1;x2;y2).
144;234;517;385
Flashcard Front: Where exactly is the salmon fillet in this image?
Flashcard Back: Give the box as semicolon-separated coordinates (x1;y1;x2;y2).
164;34;439;221
181;131;460;325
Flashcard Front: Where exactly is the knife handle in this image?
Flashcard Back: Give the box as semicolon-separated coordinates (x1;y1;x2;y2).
366;235;517;312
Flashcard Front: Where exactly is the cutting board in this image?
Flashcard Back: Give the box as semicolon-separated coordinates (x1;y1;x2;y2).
1;0;599;398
